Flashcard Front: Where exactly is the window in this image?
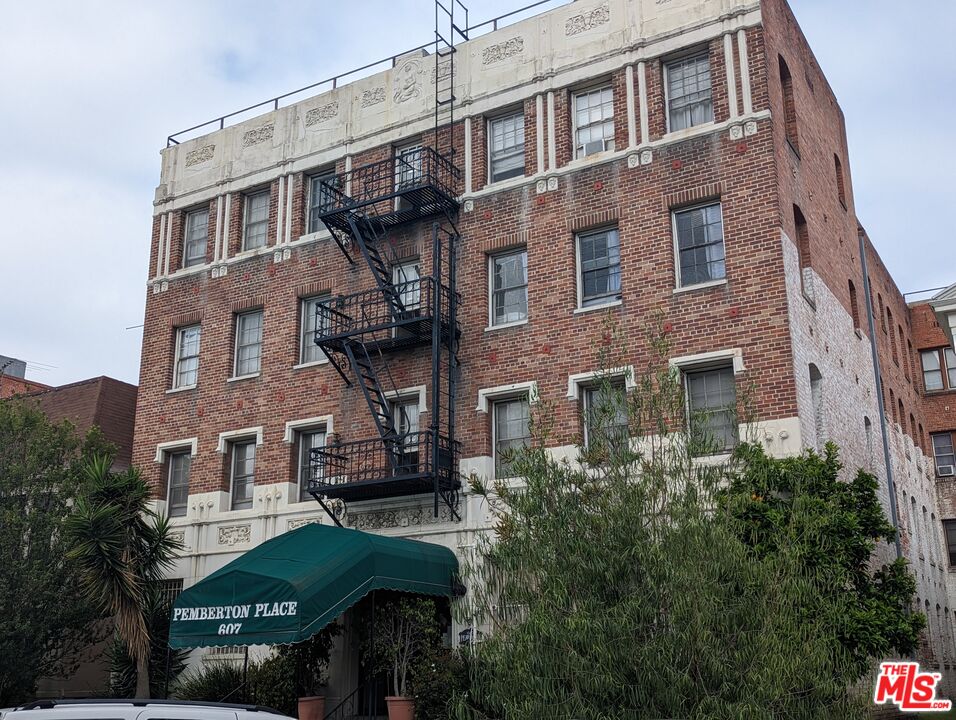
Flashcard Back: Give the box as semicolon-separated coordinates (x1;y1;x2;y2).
878;294;886;332
666;53;714;132
173;325;201;389
864;416;874;469
395;143;423;193
848;280;860;331
391;397;421;475
230;441;256;510
234;310;263;377
673;203;725;287
488;111;525;183
809;364;824;448
393;260;421;311
834;155;846;208
573;86;615;158
300;296;330;365
156;578;184;608
898;325;907;374
576;228;621;308
583;381;629;453
933;433;955;477
685;365;737;454
167;451;190;518
493;397;531;477
490;249;528;326
297;429;326;501
242;190;269;251
308;171;338;233
921;348;956;391
183;208;208;268
887;308;898;365
907;339;914;382
778;55;799;153
944;520;956;566
794;205;811;298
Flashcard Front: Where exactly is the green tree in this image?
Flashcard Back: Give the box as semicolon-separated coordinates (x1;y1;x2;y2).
66;456;181;698
720;442;923;676
453;319;914;719
0;397;108;706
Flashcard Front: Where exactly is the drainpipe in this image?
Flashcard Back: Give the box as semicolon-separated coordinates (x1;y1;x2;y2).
859;230;903;561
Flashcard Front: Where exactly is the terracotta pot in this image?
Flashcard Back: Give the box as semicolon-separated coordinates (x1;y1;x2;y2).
386;695;415;720
297;695;325;720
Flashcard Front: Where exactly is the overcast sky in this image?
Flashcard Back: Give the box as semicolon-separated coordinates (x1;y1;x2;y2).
1;1;953;387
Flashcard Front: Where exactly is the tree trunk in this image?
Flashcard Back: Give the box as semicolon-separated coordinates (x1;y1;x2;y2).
135;652;150;698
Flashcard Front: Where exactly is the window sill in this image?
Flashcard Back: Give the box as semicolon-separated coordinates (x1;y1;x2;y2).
166;385;197;395
664;120;717;143
485;319;528;332
673;279;727;295
227;373;260;383
293;359;330;370
574;299;622;315
293;229;333;245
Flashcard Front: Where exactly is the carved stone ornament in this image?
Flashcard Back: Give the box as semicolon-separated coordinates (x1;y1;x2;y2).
185;145;215;167
361;87;386;107
347;502;453;530
242;124;274;147
218;525;251;546
393;60;422;104
536;179;548;194
431;61;452;84
627;153;640;168
729;124;744;140
565;4;610;36
305;102;339;127
288;516;321;531
482;37;524;65
547;176;559;191
640;149;653;165
169;530;186;545
744;120;758;137
463;199;475;212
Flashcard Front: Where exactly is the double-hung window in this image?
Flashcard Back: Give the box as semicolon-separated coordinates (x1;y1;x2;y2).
297;429;326;501
242;190;269;251
577;228;621;308
489;112;525;183
393;260;421;312
583;381;629;453
183;208;208;268
573;86;615;158
173;325;201;389
921;348;956;392
395;144;423;190
300;296;330;365
234;310;263;377
666;53;714;132
674;203;725;287
933;432;956;477
308;171;338;233
685;365;737;454
392;398;421;474
230;441;256;510
490;249;528;326
167;451;190;518
944;519;956;566
493;397;531;478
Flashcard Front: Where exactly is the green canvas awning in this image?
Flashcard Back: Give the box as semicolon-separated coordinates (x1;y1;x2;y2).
168;522;459;648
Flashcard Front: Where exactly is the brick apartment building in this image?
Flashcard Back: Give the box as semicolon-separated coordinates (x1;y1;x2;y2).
132;0;956;699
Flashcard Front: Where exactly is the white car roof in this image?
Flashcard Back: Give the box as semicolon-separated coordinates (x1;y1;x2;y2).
4;700;291;720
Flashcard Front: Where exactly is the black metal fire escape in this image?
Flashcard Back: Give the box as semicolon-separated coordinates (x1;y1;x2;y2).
307;0;468;525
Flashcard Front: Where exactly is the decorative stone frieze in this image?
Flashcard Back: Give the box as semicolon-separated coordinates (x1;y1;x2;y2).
288;517;321;531
242;124;274;147
305;102;339;127
361;87;386;107
185;145;215;167
482;37;524;65
565;4;609;36
347;502;453;530
218;525;251;546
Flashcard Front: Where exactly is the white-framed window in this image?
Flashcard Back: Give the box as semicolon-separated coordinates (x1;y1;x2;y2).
393;259;421;311
234;310;263;377
307;170;338;233
230;440;256;510
673;202;725;287
167;451;191;518
299;295;330;365
242;190;270;251
684;364;737;455
489;249;528;326
493;396;531;478
488;111;525;183
183;208;208;268
922;348;956;392
297;428;326;501
583;380;629;452
573;86;615;158
933;432;955;477
391;396;421;474
395;143;423;191
576;228;621;308
665;52;714;132
173;324;201;389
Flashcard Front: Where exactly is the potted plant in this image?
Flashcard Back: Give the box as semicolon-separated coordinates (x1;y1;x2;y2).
277;623;340;720
363;596;441;720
